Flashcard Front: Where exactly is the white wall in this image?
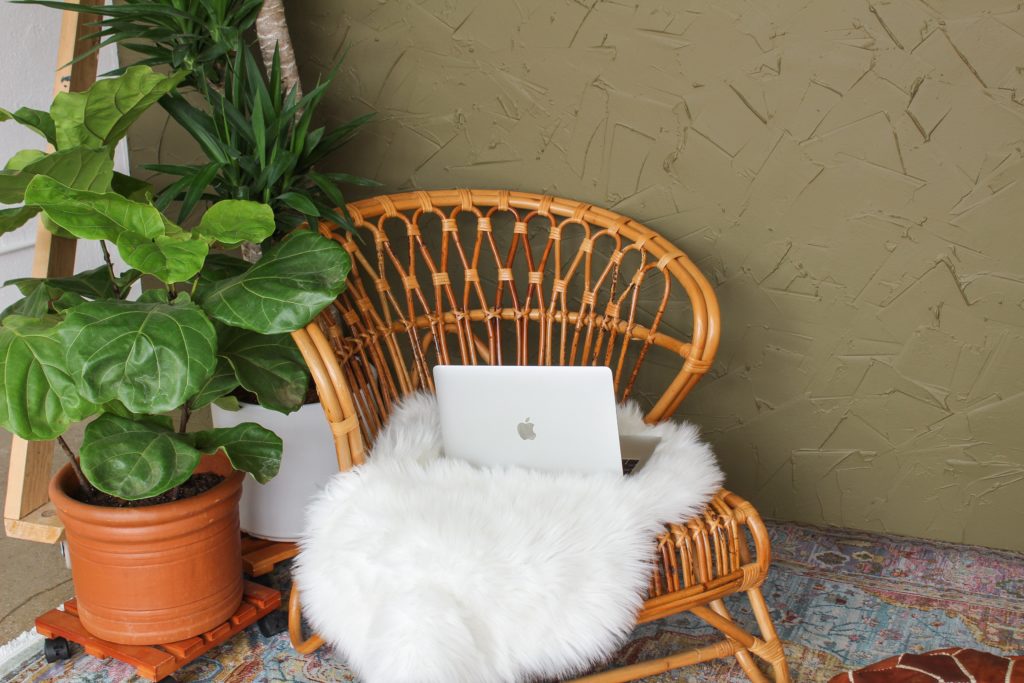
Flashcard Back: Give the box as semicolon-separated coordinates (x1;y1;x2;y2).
0;2;128;311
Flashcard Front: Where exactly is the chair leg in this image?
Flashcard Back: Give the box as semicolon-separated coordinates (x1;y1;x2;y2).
709;599;770;683
746;586;791;683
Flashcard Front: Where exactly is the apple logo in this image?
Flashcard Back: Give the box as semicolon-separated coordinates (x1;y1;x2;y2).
517;418;537;441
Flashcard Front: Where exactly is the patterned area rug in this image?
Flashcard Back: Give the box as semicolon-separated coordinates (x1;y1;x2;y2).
2;521;1021;682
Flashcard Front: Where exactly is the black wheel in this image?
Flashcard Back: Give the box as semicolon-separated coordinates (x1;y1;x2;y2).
257;611;288;637
43;637;70;663
246;573;274;588
157;677;177;683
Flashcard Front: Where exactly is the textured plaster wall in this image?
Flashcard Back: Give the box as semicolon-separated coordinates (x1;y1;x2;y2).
290;0;1024;552
128;1;1024;551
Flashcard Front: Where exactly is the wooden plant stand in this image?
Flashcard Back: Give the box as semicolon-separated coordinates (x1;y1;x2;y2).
3;0;103;546
34;581;283;682
241;536;298;577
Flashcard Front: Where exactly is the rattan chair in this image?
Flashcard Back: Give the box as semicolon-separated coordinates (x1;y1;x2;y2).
286;189;791;682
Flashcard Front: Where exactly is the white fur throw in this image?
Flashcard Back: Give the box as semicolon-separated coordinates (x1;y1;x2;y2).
295;393;723;683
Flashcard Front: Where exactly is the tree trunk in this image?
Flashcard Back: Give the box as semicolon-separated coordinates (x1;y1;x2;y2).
246;0;304;263
255;0;303;100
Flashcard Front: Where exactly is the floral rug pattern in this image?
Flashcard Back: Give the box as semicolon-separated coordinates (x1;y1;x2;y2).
3;521;1021;682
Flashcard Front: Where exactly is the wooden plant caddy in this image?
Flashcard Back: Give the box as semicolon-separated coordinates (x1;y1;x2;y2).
35;581;284;682
241;535;299;578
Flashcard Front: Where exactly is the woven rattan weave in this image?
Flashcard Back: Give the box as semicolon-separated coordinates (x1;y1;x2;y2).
286;189;790;682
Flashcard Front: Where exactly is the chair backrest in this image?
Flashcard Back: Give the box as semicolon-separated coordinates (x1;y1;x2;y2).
291;189;720;471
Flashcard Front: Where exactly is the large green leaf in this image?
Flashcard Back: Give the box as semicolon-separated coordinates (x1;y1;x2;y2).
1;148;113;206
116;230;208;284
199;253;249;284
24;175;163;241
219;328;309;413
111;172;153;201
4;149;46;172
0;315;97;440
80;413;202;500
194;200;275;245
51;66;187;150
191;423;282;484
0;206;39;235
189;357;239;410
60;299;218;414
0;282;50;321
0;107;56;145
196;230;350;334
0;172;32;205
6;265;141;301
23;148;115;192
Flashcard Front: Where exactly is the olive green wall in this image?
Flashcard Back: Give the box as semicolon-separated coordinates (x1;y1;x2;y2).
129;0;1024;551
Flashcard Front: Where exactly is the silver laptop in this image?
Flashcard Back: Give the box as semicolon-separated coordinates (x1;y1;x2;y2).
433;365;632;476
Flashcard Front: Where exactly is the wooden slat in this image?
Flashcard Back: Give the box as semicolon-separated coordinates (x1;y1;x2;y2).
200;622;231;644
240;536;274;554
35;609;178;680
229;602;258;626
241;540;297;576
159;636;204;660
4;0;104;544
242;581;281;611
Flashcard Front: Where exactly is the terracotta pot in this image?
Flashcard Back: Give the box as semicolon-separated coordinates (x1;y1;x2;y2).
49;454;245;645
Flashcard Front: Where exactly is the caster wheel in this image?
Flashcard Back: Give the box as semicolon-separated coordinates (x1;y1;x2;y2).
247;573;274;588
257;611;288;637
43;637;70;663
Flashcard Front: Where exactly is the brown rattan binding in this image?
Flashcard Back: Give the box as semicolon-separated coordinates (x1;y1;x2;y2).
287;189;790;682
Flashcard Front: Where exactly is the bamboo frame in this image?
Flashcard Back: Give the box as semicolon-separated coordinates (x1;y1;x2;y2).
4;0;103;544
287;190;790;681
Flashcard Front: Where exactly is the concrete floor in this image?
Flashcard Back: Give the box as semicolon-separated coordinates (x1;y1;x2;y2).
0;427;75;645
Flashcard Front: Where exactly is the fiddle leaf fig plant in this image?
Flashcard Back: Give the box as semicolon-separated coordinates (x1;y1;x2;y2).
0;65;351;501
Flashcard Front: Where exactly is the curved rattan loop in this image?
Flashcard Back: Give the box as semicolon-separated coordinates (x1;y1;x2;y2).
287;190;786;682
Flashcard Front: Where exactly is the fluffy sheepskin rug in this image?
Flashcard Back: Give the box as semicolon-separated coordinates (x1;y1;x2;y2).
295;393;723;683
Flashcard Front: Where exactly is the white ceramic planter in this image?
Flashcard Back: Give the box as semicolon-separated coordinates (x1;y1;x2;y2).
211;401;337;542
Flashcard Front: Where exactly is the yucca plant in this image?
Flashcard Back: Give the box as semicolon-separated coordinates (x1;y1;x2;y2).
16;0;263;93
22;0;377;243
156;47;376;236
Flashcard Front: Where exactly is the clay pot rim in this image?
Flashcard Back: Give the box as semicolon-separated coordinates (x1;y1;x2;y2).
49;458;245;528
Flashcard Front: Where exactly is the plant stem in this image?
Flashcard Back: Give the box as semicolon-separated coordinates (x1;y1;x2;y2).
56;435;92;494
99;241;122;299
179;402;191;434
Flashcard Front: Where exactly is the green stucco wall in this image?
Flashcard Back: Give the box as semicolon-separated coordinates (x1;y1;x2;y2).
129;0;1024;551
